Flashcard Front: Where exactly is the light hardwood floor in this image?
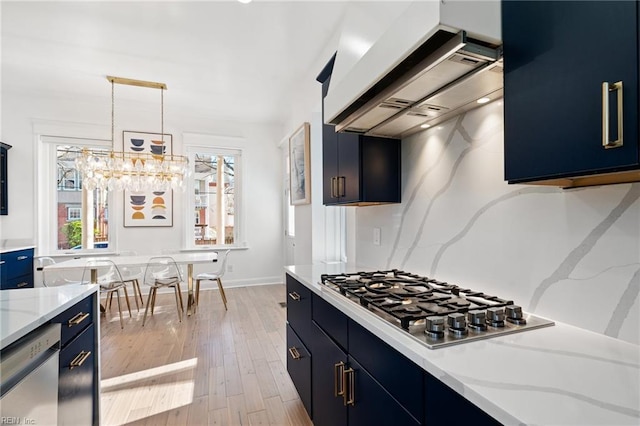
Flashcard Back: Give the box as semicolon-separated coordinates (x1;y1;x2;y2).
99;284;313;426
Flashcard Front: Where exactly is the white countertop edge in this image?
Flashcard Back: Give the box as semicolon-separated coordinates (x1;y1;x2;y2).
1;285;99;349
285;264;640;425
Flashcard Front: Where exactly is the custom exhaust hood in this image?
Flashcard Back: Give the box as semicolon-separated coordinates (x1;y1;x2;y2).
324;2;502;139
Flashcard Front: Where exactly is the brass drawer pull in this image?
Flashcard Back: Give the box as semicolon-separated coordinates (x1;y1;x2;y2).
602;81;623;148
69;351;91;370
288;292;301;301
344;367;355;406
0;260;6;265
16;256;29;261
288;347;301;360
17;282;29;288
68;312;90;327
334;361;345;397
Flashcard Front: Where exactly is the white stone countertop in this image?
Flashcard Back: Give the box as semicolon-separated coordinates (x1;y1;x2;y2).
0;239;36;253
1;285;98;349
285;263;640;426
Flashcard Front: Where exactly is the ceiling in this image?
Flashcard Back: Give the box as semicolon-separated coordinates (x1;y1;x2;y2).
1;1;351;126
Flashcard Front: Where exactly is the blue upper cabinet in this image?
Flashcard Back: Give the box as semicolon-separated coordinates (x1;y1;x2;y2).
502;1;640;187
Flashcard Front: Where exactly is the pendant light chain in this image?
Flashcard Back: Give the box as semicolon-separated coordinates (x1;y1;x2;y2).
111;79;115;150
161;87;164;144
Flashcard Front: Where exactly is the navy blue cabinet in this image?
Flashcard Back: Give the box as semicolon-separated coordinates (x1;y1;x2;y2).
0;142;9;215
0;248;34;290
503;1;640;186
322;126;401;205
50;294;99;426
318;56;401;205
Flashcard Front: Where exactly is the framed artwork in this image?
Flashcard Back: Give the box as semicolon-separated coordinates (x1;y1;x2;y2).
123;131;174;227
289;122;311;205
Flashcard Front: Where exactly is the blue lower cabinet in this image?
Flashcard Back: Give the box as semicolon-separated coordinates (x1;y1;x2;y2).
286;324;312;416
311;321;348;426
50;294;99;426
348;356;421;426
0;248;34;289
58;323;96;426
424;371;501;425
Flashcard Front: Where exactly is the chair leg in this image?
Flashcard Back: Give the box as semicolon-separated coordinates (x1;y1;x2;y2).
122;286;133;318
217;278;228;311
195;279;200;307
134;279;144;307
125;279;140;311
173;286;183;322
142;287;155;327
115;289;124;329
150;287;157;315
107;292;113;310
176;283;184;313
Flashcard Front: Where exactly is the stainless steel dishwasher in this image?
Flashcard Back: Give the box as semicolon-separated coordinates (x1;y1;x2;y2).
1;323;61;425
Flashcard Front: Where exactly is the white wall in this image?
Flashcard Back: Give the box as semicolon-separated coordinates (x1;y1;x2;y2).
355;100;640;345
0;91;284;288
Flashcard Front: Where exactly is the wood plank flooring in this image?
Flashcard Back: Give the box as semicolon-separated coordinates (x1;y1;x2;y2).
99;284;313;426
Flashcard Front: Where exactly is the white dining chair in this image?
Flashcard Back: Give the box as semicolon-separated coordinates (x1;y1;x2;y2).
142;256;185;326
36;257;83;287
194;249;230;311
82;259;132;329
118;250;144;310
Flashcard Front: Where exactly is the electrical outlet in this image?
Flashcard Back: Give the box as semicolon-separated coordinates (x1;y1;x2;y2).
373;228;381;246
227;264;233;273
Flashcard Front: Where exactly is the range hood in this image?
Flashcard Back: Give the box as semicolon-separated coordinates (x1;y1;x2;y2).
326;29;502;139
322;0;503;139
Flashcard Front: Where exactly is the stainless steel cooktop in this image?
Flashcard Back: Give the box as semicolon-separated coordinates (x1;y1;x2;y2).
320;270;554;349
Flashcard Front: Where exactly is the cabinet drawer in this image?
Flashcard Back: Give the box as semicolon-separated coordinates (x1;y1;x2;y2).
51;295;94;347
286;324;312;417
59;323;95;426
312;293;348;351
286;274;312;344
2;274;33;290
349;319;424;421
0;248;34;281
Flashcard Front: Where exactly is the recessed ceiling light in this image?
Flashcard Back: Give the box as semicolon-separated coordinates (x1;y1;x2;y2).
420;124;431;129
238;0;252;3
476;97;491;104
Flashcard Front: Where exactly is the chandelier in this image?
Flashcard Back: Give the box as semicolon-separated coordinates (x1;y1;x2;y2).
76;76;189;192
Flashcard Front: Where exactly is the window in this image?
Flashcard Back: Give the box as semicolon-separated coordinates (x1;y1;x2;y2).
67;207;81;221
187;146;242;248
38;138;111;252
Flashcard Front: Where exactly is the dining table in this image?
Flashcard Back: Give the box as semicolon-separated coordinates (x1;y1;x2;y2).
42;251;218;316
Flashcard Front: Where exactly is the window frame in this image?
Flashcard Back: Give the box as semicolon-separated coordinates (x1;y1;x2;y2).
184;141;244;250
37;135;115;254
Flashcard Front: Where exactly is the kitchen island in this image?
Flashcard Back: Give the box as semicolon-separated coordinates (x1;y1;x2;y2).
1;284;100;425
285;263;640;425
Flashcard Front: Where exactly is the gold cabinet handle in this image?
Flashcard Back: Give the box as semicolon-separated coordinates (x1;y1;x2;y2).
68;312;90;327
17;282;29;288
344;367;355;406
602;81;623;148
288;347;301;360
17;256;29;261
0;260;5;265
331;177;338;198
338;176;346;197
334;361;345;397
69;351;91;370
288;292;301;301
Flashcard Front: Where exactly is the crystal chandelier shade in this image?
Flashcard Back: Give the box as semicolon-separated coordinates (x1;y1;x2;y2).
76;76;189;192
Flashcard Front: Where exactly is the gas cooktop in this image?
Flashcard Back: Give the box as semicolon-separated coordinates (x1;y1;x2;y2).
320;270;554;349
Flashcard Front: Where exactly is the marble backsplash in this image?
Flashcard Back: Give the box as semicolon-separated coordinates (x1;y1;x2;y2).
355;100;639;345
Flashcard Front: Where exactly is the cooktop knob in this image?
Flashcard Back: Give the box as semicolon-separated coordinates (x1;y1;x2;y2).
467;310;487;330
426;316;445;335
447;313;468;335
506;305;527;325
487;307;505;322
487;307;506;327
